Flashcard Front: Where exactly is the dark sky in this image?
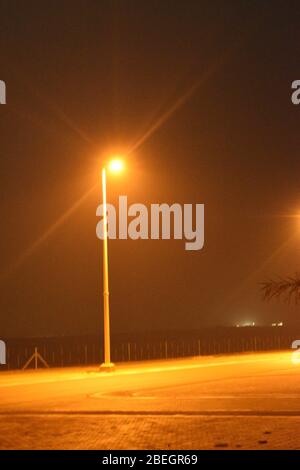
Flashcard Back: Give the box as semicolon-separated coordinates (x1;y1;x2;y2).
1;0;300;337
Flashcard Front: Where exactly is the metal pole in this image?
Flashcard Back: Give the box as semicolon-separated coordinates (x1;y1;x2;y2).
101;168;114;369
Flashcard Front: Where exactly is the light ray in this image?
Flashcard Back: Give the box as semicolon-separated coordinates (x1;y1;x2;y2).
224;233;298;305
126;50;234;156
1;184;97;280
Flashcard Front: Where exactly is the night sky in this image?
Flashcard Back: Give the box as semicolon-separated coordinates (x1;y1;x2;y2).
1;0;300;338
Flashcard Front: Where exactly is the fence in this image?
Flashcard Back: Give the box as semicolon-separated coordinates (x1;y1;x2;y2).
0;330;296;371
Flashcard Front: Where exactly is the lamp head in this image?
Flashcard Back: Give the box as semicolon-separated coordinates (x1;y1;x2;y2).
108;157;124;174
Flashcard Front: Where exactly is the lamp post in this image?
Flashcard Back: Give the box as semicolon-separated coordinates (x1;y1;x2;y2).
100;158;124;370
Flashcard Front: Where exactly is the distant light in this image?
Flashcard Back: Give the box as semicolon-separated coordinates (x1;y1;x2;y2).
272;323;277;327
278;321;283;327
108;158;124;173
235;322;255;328
242;321;255;327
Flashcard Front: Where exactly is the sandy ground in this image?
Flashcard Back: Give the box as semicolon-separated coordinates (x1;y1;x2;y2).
0;351;300;449
1;415;299;450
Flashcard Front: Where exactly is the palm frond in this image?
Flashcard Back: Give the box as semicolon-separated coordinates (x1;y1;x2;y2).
261;273;300;304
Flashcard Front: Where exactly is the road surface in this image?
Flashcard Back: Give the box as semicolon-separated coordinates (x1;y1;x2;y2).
1;351;300;449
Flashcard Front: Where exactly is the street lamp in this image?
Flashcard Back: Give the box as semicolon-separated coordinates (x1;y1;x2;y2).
100;157;124;370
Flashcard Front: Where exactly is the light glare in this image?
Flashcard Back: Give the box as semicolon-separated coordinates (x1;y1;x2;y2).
108;158;124;173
